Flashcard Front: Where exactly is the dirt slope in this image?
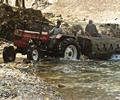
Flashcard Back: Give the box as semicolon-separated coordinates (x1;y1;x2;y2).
43;0;120;23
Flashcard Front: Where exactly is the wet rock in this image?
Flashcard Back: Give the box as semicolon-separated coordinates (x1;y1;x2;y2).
58;84;66;88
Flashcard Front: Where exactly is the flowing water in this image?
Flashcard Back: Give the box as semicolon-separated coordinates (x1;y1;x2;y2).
1;54;120;100
33;60;120;100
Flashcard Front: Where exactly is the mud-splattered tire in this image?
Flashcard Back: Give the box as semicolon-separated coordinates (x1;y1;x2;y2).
27;46;39;62
60;38;81;60
3;46;16;63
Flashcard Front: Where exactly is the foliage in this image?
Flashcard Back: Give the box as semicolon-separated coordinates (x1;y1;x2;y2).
0;4;51;41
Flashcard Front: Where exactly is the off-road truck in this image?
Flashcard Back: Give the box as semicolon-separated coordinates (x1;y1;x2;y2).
3;29;81;62
3;27;120;62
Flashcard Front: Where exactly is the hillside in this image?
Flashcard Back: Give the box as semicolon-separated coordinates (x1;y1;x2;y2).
43;0;120;23
3;0;120;23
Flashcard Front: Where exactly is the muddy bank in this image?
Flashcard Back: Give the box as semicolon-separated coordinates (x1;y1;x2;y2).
0;63;62;100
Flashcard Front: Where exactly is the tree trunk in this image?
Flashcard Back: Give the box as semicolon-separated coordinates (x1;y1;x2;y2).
15;0;21;7
5;0;8;4
0;0;4;3
21;0;25;8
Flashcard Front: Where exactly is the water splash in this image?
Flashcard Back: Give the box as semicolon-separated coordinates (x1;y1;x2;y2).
110;54;120;61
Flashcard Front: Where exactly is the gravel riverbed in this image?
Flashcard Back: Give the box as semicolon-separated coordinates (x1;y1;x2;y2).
0;63;62;100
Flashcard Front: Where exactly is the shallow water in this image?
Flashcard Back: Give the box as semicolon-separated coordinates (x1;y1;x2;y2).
1;54;120;100
33;60;120;100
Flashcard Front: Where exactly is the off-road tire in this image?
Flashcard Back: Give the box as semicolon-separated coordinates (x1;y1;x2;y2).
60;38;81;60
27;46;39;62
3;46;16;63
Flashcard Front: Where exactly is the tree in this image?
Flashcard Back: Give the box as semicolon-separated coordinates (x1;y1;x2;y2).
0;0;4;3
21;0;25;8
15;0;21;7
0;0;9;4
15;0;25;8
5;0;8;4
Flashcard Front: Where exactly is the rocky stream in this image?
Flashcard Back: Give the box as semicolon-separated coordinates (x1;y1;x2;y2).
0;53;120;100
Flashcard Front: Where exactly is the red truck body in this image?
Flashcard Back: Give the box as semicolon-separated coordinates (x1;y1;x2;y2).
14;29;50;48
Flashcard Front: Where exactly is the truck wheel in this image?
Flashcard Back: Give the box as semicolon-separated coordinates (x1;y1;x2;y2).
60;38;81;60
27;47;39;62
3;46;16;63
